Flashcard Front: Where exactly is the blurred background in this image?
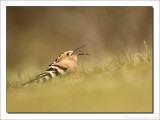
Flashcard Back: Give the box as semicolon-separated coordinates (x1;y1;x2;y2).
7;6;152;69
6;6;153;113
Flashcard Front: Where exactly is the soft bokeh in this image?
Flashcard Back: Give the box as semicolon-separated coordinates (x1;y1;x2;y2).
6;6;153;112
7;6;152;68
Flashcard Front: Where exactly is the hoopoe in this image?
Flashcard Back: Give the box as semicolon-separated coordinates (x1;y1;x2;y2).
23;45;89;87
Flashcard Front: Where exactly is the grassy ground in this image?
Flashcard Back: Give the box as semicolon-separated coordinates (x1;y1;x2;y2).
6;48;152;112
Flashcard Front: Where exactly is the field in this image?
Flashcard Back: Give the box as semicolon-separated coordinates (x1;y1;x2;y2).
7;48;152;112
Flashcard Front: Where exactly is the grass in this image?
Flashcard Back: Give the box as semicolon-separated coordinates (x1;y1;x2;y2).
6;47;152;112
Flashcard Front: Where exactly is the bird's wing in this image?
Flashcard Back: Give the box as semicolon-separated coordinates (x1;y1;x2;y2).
23;64;68;87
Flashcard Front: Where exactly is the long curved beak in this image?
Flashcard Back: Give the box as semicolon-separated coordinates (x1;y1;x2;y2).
73;45;87;52
73;45;90;56
78;53;90;55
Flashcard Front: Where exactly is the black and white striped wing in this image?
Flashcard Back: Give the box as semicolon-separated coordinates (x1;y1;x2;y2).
23;64;67;87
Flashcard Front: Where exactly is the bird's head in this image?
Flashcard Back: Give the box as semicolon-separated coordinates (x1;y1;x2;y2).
53;45;89;64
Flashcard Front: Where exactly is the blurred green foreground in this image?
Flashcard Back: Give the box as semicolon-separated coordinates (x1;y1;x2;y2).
7;53;152;112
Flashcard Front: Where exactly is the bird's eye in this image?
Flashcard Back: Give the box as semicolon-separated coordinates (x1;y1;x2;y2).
66;53;70;56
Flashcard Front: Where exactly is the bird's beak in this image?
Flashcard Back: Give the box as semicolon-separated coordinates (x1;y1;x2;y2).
73;45;90;56
77;53;90;55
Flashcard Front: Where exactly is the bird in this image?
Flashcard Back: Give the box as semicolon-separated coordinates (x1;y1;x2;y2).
23;45;89;87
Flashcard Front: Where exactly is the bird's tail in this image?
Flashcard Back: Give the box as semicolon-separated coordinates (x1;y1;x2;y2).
23;64;67;87
23;71;56;87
